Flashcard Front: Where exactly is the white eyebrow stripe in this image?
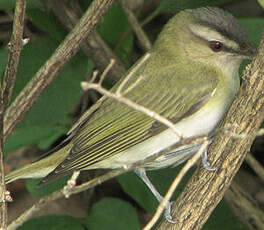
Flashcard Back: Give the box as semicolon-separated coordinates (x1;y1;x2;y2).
188;24;239;49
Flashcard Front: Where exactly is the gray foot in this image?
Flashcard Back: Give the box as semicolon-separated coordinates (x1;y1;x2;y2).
135;168;176;223
164;201;176;223
202;150;216;171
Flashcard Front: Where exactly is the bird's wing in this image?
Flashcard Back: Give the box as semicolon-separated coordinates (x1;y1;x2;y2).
43;60;219;182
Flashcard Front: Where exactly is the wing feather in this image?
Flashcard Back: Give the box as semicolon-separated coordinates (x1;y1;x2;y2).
44;57;219;181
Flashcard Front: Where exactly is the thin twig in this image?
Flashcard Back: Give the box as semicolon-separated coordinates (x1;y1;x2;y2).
6;191;63;230
123;75;145;95
0;87;7;230
3;0;115;143
158;31;264;230
98;59;115;85
82;82;182;138
70;135;207;195
90;70;99;83
81;53;181;138
224;125;264;139
119;0;152;52
143;139;209;230
0;0;27;228
42;0;126;83
6;134;207;230
7;49;210;228
3;0;26;108
63;171;80;198
116;53;150;95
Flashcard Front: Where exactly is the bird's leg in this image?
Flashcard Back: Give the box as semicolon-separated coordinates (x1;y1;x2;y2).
201;148;216;171
135;168;175;223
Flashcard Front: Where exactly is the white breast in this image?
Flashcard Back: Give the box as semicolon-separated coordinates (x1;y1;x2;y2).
90;61;240;169
91;91;231;169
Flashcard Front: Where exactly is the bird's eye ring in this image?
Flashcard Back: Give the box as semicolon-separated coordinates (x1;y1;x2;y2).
209;41;223;52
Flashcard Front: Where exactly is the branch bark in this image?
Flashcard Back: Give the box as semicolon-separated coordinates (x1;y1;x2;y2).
158;32;264;230
3;0;26;107
119;0;152;52
43;0;126;83
3;0;115;143
0;0;27;227
6;134;208;230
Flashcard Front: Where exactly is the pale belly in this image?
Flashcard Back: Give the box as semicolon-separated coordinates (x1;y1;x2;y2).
91;97;229;170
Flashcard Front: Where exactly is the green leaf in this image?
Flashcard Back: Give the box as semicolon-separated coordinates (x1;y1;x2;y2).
239;18;264;46
26;175;71;198
238;18;264;75
118;171;158;212
156;0;232;14
0;48;8;76
86;197;140;230
203;201;249;230
4;38;90;154
0;0;42;10
18;215;84;230
4;126;67;153
119;169;248;229
97;2;133;66
27;9;67;42
118;166;194;212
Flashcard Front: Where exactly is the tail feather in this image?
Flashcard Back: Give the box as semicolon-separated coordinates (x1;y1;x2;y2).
5;162;51;184
5;146;70;184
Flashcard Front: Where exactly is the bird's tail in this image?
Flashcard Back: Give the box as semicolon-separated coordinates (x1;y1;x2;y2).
5;146;69;184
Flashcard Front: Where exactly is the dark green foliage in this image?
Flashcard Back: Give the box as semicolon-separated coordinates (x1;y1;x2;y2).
86;197;140;230
0;0;42;10
4;38;88;153
26;175;71;198
18;215;84;230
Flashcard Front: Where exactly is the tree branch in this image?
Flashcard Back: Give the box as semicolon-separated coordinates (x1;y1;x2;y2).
158;32;264;230
0;0;27;227
3;0;115;143
43;0;126;83
81;54;181;138
6;133;208;230
119;0;152;52
143;139;209;230
3;0;26;107
6;57;209;229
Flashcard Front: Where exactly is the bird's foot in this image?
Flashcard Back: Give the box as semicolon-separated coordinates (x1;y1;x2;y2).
164;201;176;223
202;150;216;171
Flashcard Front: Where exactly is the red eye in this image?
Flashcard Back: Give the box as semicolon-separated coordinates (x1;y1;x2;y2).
209;41;223;52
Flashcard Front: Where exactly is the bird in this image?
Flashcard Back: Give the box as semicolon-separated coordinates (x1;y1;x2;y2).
6;7;254;222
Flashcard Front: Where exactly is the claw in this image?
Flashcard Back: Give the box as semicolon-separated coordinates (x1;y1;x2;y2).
164;201;176;223
202;150;216;171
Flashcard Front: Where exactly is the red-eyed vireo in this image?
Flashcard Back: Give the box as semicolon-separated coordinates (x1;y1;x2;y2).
6;7;254;222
